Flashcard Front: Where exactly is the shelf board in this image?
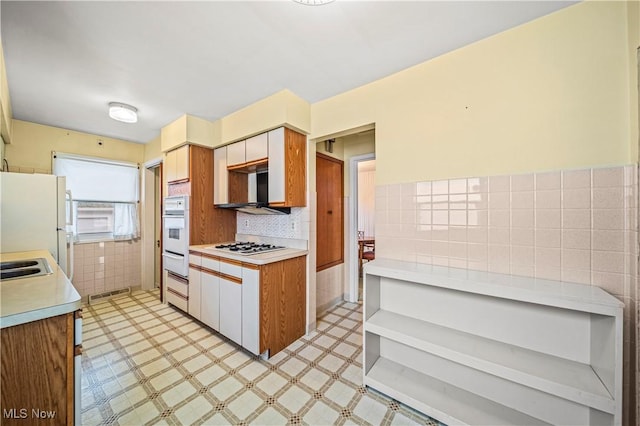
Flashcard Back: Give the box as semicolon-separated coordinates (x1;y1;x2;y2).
364;259;623;316
365;357;550;426
365;309;615;414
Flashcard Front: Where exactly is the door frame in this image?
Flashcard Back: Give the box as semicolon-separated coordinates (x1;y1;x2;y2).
142;157;162;294
347;153;375;303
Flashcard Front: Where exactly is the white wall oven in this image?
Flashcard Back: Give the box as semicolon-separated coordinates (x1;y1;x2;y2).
162;195;189;277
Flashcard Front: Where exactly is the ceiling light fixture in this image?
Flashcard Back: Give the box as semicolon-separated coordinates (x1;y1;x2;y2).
292;0;335;5
108;102;138;123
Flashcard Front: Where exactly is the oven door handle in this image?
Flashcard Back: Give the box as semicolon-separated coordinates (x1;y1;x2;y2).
162;252;185;260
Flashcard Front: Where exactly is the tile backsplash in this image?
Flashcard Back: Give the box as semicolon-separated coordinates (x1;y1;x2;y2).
237;207;309;241
72;239;142;299
376;165;638;299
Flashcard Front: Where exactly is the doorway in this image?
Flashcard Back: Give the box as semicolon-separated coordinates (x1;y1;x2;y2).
142;161;163;300
349;154;376;302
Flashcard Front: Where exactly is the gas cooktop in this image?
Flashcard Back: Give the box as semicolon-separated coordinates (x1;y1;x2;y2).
213;241;287;255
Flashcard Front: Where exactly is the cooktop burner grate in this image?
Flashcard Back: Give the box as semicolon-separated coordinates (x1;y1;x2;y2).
213;241;286;255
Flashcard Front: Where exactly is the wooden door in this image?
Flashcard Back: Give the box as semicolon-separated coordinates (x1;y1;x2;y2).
316;152;344;271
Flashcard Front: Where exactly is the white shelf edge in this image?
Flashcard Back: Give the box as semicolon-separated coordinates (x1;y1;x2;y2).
365;309;616;415
364;357;551;426
364;259;624;315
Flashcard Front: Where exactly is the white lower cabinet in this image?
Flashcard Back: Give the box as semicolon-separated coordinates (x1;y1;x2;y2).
363;259;624;426
219;277;242;346
187;252;250;350
187;266;201;319
241;267;260;355
200;271;220;331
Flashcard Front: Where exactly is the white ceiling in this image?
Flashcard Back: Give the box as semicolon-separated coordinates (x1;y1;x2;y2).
1;0;577;144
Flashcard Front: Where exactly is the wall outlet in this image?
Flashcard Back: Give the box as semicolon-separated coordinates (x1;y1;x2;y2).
291;222;296;230
245;220;249;228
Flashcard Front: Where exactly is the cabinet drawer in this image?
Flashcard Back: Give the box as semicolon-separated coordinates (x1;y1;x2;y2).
166;289;188;312
189;253;202;266
202;256;219;271
167;273;188;297
220;259;242;279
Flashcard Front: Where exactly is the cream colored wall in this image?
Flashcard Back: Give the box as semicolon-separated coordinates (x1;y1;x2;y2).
5;120;144;173
0;40;12;144
311;1;636;184
221;89;311;145
144;135;162;163
629;0;640;162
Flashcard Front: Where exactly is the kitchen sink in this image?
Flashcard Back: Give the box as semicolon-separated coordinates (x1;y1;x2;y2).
0;258;53;281
0;260;39;270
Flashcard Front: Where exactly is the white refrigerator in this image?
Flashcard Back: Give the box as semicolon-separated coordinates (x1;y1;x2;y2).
1;172;73;277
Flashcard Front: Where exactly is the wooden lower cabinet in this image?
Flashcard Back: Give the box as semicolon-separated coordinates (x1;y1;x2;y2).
259;256;306;356
1;311;80;425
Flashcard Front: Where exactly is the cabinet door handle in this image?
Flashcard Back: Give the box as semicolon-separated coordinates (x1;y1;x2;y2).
328;210;333;214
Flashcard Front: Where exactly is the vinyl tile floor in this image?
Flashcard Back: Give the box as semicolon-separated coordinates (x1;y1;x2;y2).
81;289;441;425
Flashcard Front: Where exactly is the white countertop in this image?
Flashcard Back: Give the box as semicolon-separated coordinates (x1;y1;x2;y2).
190;244;308;265
0;250;81;328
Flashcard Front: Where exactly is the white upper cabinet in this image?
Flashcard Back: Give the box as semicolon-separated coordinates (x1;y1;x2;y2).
226;133;268;168
166;145;190;183
267;127;306;207
267;127;286;205
226;140;246;167
213;146;228;205
213;127;305;207
245;133;268;163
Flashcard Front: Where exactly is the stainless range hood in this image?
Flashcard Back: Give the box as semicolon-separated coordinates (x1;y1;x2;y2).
218;202;291;215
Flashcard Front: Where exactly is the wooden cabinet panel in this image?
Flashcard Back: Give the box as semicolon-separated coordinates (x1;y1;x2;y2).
316;152;344;271
259;255;306;355
1;312;75;425
188;145;237;245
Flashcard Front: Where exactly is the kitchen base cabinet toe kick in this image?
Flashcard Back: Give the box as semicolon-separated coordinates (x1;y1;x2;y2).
166;249;306;359
362;259;623;426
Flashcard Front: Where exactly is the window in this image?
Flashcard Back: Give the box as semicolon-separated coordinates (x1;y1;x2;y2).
53;152;140;242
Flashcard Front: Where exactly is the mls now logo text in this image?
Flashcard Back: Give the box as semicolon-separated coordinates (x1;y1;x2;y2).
3;408;56;419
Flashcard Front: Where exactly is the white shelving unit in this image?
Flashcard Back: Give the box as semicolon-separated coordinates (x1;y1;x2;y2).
363;259;623;426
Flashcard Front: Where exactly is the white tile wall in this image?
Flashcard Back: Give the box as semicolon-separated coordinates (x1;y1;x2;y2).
376;165;638;295
72;240;141;298
376;164;639;426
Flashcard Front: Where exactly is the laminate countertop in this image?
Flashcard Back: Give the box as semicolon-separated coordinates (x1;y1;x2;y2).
189;245;308;265
0;250;81;329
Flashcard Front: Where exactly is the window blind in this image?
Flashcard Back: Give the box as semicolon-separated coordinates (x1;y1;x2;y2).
53;152;140;241
53;153;139;202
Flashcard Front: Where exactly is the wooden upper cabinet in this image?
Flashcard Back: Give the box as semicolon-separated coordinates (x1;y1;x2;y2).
268;127;306;207
166;145;190;183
